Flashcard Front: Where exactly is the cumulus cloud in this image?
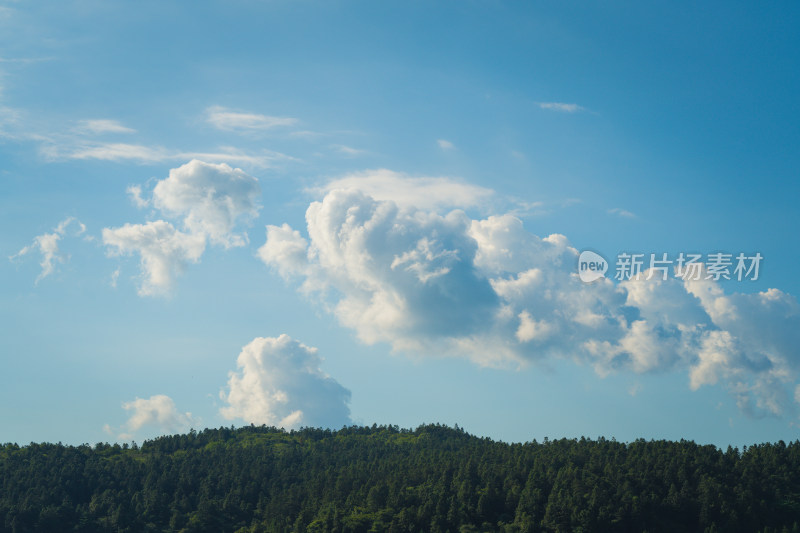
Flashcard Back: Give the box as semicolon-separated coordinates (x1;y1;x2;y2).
206;106;298;132
108;394;196;440
151;159;261;248
257;223;309;280
262;190;500;351
437;139;455;150
311;169;494;211
104;160;261;295
681;277;799;416
220;335;351;429
102;221;205;296
11;217;86;283
259;181;800;418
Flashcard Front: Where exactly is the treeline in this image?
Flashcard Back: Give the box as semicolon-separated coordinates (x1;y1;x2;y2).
1;424;799;532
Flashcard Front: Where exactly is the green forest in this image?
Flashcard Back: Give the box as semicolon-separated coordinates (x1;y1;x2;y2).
1;424;799;533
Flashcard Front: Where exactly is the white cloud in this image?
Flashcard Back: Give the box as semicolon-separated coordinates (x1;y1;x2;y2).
538;102;585;113
311;169;494;211
75;119;136;135
0;56;53;65
0;105;21;134
331;144;366;156
437;139;455;150
516;310;554;342
102;221;206;296
681;275;800;416
10;217;85;283
260;185;800;417
42;142;292;168
608;207;637;218
290;130;324;139
220;334;351;429
0;104;296;169
257;224;309;280
111;394;196;440
104;160;261;295
151;159;261;248
690;330;739;390
206;106;298;132
126;184;150;208
261;189;503;354
63;142;169;162
179;148;296;168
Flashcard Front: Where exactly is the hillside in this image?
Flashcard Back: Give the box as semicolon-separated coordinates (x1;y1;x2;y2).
1;424;799;532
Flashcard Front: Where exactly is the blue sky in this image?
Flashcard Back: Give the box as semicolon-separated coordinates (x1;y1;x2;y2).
2;1;799;447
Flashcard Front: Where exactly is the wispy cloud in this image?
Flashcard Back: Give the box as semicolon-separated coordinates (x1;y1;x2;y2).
181;148;297;168
126;185;150;208
206;106;298;132
109;268;120;288
0;106;297;169
43;141;295;168
0;56;54;64
311;169;494;212
538;102;585;113
506;200;548;218
289;130;324;139
437;139;455;150
74;119;136;135
61;142;168;162
608;207;637;218
10;217;86;283
331;144;366;157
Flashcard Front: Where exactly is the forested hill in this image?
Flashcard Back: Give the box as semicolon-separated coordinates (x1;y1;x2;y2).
1;425;799;533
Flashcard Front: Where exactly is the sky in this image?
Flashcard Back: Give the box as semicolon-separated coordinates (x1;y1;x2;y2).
1;1;800;448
